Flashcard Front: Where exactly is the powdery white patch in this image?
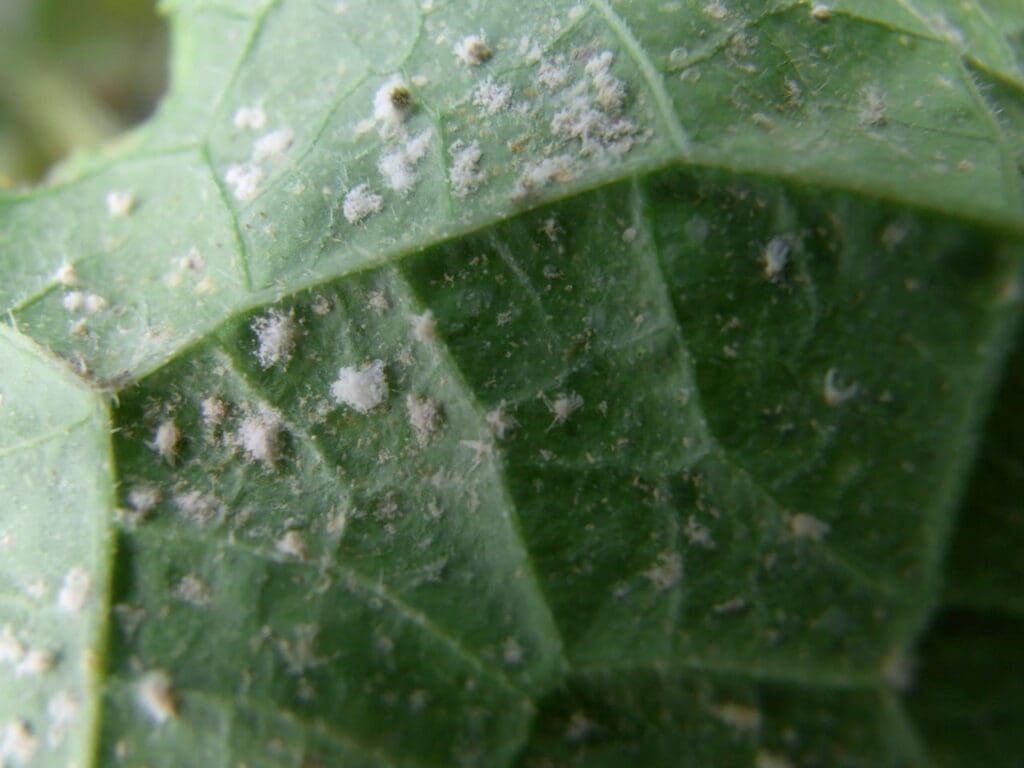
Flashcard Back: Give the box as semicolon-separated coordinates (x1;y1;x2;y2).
406;394;443;445
237;407;283;467
704;1;729;20
105;190;135;218
15;648;55;677
584;51;625;109
454;33;493;66
373;75;412;128
1;720;38;764
136;671;177;724
342;184;384;224
233;105;267;130
472;78;512;115
448;140;485;198
0;626;23;665
513;154;577;198
547;391;583;427
366;290;390;313
57;566;91;613
225;163;264;201
459;439;494;468
201;397;227;430
643;550;682;590
126;486;161;516
712;702;762;732
173;575;211;606
252;309;297;369
762;235;789;280
486;402;516;439
331;360;388;413
252;127;294;162
550;51;641;157
684;515;715;549
151;419;181;463
46;691;78;747
276;530;306;559
410;310;436;343
811;3;832;20
790;513;830;541
54;263;77;286
859;84;887;127
174;490;221;525
62;291;84;312
378;130;432;193
178;247;205;272
823;368;858;406
84;293;107;313
537;57;571;90
756;750;795;768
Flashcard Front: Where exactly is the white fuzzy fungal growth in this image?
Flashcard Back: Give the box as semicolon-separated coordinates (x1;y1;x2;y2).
136;671;177;724
762;236;789;280
410;310;437;343
454;34;493;66
549;51;640;157
151;419;181;462
56;567;91;613
643;551;682;590
54;263;77;286
276;530;306;559
237;408;282;467
790;513;831;541
547;391;584;427
252;309;297;369
331;360;388;413
201;397;227;429
342;184;384;224
448;140;485;198
105;190;135;217
513;155;577;198
472;78;512;115
486;402;516;439
252;127;294;162
233;105;267;130
373;76;412;127
1;720;38;764
406;394;443;444
378;130;432;193
225;163;265;201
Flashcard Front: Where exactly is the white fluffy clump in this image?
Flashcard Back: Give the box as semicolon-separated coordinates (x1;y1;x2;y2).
225;163;265;201
410;310;437;343
1;720;38;764
233;105;267;130
406;394;443;444
331;360;388;413
252;309;297;369
236;407;282;467
136;671;176;724
790;513;830;541
549;50;640;156
373;75;412;128
548;391;584;427
56;567;91;613
454;33;493;66
448;140;485;198
252;127;295;162
472;78;513;115
151;419;181;463
761;236;789;280
105;190;135;217
342;184;384;224
513;155;577;198
378;130;432;193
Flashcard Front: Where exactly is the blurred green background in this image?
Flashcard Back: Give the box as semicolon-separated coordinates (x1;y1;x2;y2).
0;0;167;185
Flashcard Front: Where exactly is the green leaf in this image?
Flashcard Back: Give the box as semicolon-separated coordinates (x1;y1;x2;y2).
1;1;1022;766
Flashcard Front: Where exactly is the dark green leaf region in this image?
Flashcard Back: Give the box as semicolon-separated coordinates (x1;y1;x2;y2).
1;1;1022;766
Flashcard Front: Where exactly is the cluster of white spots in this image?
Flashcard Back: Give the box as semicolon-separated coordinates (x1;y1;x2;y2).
486;402;516;440
859;85;887;127
201;397;227;432
276;530;306;559
373;76;413;130
366;291;389;313
406;394;443;445
538;56;571;90
150;419;181;463
61;291;107;314
1;720;38;764
56;566;91;613
46;691;79;747
643;550;682;590
756;750;795;768
513;154;577;198
0;626;54;677
251;127;295;162
454;33;492;66
704;1;728;19
331;360;388;413
448;140;485;198
342;184;384;224
54;262;77;286
224;162;265;201
252;309;297;370
136;671;177;724
761;235;789;280
233;105;267;131
790;512;830;542
173;574;211;606
105;190;136;218
550;51;641;157
547;391;583;427
684;515;715;549
472;78;513;115
712;702;762;732
236;407;283;468
502;637;523;666
378;130;432;193
823;367;858;407
174;489;222;525
224;107;294;200
811;3;832;21
410;310;437;343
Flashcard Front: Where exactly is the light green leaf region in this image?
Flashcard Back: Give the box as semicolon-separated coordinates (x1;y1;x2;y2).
0;1;1022;766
